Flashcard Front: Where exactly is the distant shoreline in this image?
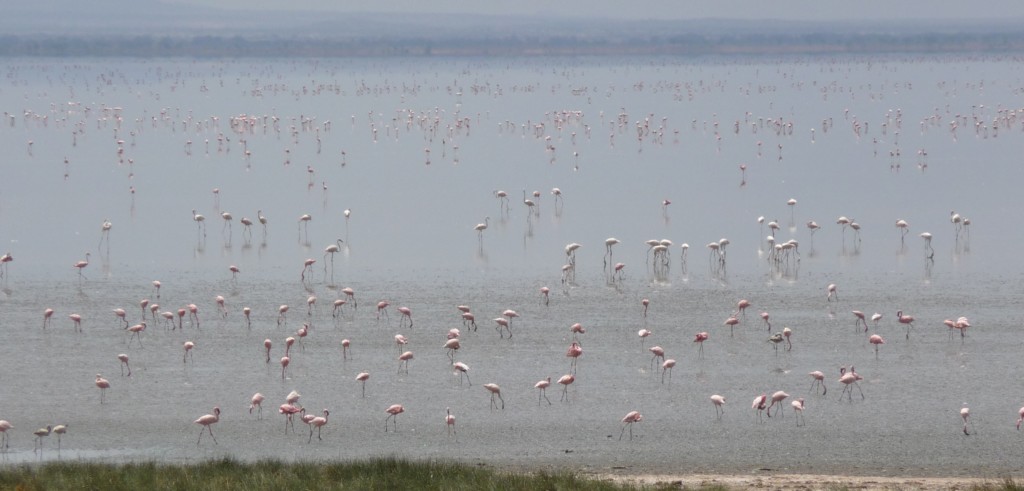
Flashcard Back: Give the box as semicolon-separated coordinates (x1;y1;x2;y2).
0;33;1022;58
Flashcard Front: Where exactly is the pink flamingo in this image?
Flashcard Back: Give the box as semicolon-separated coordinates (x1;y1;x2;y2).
711;395;725;420
113;308;128;328
752;394;767;423
243;307;251;328
43;308;54;329
540;286;550;306
570;322;585;341
332;299;347;318
869;334;885;358
280;356;290;379
619;411;642;440
73;252;91;281
160;311;175;329
453;361;471;386
760;311;771;331
249;393;265;419
897;310;915;339
641;298;649;317
724;315;739;337
737;299;750;318
648;345;665;369
661;359;676;383
188;303;199;328
838;367;864;401
341;339;350;360
0;420;11;449
263;339;272;364
285;337;295;357
279;403;301;434
69;313;82;332
384;404;405;431
446;407;457;438
1016;407;1024;430
95;374;110;404
195;407;222;446
308;409;329;442
809;371;827;395
494;317;511;338
342;287;357;309
557;374;575;402
462;312;477;331
126;322;146;348
183;341;195;363
767;391;789;417
300;258;316;282
567;342;583;373
694;332;709;359
394;334;409;354
826;283;838;302
484;383;504;410
118;354;131;377
356;372;370;397
852;310;868;331
535;377;552;405
444;339;460;363
398;306;412;328
792;398;806;426
398;351;413;374
376;301;390;322
277;305;289;326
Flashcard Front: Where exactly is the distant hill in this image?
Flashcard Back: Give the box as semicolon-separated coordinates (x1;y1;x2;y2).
2;3;1023;56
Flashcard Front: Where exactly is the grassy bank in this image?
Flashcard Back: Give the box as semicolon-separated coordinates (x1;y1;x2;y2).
0;458;1021;490
0;457;651;491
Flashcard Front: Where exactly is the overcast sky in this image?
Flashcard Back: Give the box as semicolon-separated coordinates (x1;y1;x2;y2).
165;0;1024;21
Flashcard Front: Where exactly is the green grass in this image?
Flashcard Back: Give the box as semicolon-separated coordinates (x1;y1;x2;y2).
0;459;1017;491
0;457;644;491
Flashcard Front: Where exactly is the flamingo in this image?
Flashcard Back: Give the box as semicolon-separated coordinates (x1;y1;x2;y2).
0;420;11;449
398;351;413;374
792;398;806;426
192;209;206;237
73;252;91;281
277;305;289;326
826;283;838;302
535;377;552;405
445;339;461;364
221;211;233;241
95;374;110;404
1016;407;1024;430
619;411;642;441
249;393;265;419
342;288;357;309
356;372;370;397
323;239;343;280
0;252;12;279
474;217;490;242
301;258;316;282
641;298;649;318
871;312;883;329
557;374;575;402
298;213;312;242
760;311;771;331
341;339;350;360
279;403;301;434
398;306;412;328
567;342;583;373
484;383;505;410
33;425;52;453
921;232;935;258
384;404;404;431
280;356;290;379
113;308;128;328
809;371;827;395
446;407;456;438
767;391;789;417
118;353;131;377
897;310;915;339
752;394;767;423
648;345;665;369
711;395;725;420
869;334;885;358
453;361;471;386
377;300;390;322
43;308;54;329
961;407;973;436
194;407;221;445
308;409;329;442
852;311;868;331
724;315;739;337
693;332;709;359
183;341;195;364
661;359;676;383
70;313;83;332
896;219;910;245
540;286;550;306
838;367;865;401
257;209;268;237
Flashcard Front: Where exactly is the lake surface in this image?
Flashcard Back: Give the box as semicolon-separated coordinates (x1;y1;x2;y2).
0;54;1023;478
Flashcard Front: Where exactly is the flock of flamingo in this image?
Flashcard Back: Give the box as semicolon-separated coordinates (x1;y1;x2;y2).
0;56;1020;475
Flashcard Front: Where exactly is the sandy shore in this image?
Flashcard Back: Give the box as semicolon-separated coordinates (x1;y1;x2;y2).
596;473;1010;490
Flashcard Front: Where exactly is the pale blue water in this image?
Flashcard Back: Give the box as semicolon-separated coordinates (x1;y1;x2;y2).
0;55;1022;478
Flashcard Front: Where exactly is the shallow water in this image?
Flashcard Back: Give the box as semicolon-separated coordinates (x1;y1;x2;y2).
0;55;1022;477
